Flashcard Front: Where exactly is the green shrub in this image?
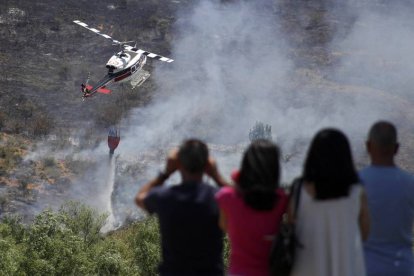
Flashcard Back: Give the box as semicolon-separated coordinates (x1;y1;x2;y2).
0;237;24;275
0;147;21;173
131;216;161;276
43;157;56;167
1;215;26;243
59;201;108;247
23;209;94;275
0;202;233;275
92;239;138;275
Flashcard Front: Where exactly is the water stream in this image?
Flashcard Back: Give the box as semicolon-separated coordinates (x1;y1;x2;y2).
101;156;116;233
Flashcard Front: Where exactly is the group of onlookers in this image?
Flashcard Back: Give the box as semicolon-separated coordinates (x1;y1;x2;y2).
135;120;414;276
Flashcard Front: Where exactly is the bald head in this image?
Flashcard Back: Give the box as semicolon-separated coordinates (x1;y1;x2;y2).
368;121;397;146
366;121;399;166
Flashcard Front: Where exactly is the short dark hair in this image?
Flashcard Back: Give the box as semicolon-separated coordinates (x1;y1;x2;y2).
368;121;397;146
303;128;358;200
238;139;280;211
178;139;209;174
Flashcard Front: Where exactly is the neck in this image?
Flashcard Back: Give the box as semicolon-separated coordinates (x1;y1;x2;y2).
371;157;395;167
367;142;398;168
181;172;203;183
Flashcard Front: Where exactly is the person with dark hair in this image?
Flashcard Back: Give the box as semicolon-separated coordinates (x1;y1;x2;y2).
215;139;289;275
135;139;229;276
290;129;370;276
359;121;414;276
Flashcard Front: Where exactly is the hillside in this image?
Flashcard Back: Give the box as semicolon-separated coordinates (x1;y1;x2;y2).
1;0;414;274
0;0;184;129
0;0;189;220
1;0;414;227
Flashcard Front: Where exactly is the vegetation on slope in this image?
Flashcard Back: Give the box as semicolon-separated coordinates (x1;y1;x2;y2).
0;200;233;275
0;201;157;275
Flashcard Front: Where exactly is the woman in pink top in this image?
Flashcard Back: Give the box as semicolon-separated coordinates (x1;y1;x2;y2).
216;139;288;276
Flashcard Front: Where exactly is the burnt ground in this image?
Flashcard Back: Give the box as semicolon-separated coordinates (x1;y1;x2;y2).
1;0;414;223
0;0;189;129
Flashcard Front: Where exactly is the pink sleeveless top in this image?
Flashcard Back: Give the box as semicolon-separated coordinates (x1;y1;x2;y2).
216;186;288;276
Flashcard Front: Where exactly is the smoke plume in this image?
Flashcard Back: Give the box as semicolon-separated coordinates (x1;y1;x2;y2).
120;0;414;183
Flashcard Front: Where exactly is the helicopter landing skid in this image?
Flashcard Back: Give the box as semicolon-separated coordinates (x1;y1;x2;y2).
131;70;150;89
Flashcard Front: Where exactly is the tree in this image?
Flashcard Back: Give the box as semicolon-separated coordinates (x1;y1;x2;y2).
0;234;24;275
58;201;108;247
92;239;138;275
22;209;93;275
131;216;161;276
249;121;273;141
1;215;26;243
0;202;147;275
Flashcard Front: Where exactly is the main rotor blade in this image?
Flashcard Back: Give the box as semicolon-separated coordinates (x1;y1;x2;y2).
73;20;120;45
124;46;174;63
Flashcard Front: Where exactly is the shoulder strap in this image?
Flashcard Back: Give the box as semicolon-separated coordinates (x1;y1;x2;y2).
290;177;303;219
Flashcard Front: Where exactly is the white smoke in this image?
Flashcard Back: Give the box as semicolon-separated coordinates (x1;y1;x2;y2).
122;1;292;147
331;3;414;104
120;0;406;184
120;1;298;184
327;1;414;167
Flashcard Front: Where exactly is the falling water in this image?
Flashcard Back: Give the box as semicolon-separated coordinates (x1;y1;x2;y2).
100;156;117;233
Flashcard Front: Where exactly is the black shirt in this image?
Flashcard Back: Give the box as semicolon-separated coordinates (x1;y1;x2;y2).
145;181;224;276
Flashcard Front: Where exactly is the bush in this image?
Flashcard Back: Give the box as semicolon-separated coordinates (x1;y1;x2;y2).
92;239;138;275
0;236;24;275
23;209;93;275
223;236;230;268
1;215;26;243
131;216;161;276
0;202;230;275
43;157;56;167
0;202;121;275
95;243;125;275
0;143;22;172
58;201;108;247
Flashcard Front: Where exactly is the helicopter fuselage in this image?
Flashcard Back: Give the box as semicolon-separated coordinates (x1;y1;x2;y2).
106;49;147;84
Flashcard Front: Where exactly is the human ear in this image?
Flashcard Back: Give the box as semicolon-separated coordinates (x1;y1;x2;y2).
365;141;371;154
394;143;399;155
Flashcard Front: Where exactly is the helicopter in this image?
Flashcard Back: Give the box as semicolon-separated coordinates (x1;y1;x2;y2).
73;20;173;100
